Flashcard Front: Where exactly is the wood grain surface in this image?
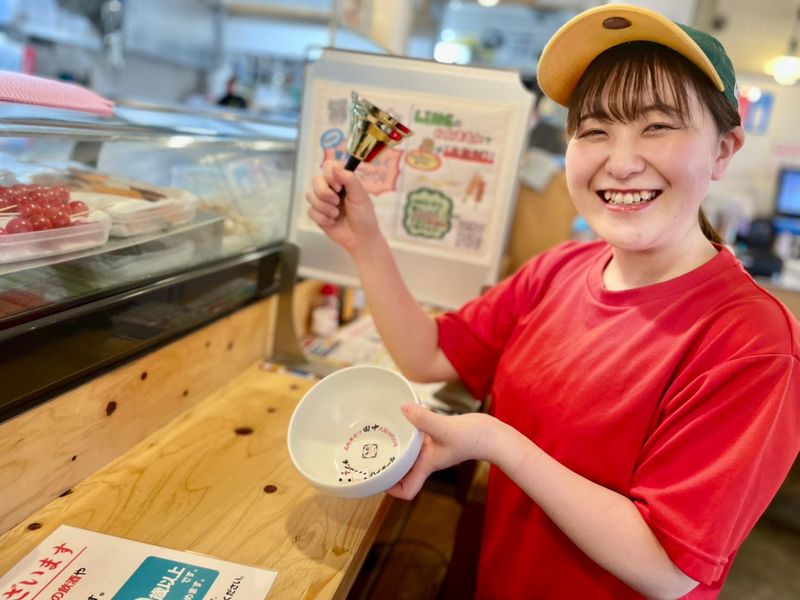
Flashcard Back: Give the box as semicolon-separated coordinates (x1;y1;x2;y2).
761;282;800;320
0;297;277;534
0;365;391;600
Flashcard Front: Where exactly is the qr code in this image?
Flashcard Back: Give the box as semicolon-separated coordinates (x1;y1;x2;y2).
456;220;484;251
327;99;348;125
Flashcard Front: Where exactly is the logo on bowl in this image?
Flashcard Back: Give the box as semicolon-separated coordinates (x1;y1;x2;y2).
362;443;378;458
337;422;400;483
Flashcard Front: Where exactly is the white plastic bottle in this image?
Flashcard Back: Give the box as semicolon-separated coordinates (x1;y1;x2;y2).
311;283;340;337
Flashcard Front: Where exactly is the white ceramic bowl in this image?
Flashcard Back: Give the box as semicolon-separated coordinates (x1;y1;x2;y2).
287;365;423;499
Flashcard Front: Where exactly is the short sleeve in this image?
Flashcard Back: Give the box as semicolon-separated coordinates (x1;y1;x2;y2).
630;355;800;584
435;251;558;400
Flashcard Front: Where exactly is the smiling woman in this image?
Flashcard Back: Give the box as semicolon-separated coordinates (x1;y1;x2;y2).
563;43;744;285
303;4;800;600
564;41;742;253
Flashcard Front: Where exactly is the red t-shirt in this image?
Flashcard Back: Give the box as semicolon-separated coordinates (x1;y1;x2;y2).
436;241;800;599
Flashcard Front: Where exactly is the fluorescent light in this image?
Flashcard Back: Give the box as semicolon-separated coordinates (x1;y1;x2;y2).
478;0;500;6
433;41;471;64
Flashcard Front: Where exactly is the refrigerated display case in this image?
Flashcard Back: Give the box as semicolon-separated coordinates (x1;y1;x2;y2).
0;99;297;421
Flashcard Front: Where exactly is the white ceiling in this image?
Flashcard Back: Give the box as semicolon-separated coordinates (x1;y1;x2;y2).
472;0;800;77
704;0;799;77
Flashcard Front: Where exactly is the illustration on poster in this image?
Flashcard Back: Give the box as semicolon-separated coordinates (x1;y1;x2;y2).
308;82;513;257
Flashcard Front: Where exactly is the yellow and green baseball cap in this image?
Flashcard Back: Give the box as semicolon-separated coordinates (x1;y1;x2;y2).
537;3;738;110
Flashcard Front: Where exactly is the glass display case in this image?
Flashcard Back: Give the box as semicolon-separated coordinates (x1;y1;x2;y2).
0;99;297;420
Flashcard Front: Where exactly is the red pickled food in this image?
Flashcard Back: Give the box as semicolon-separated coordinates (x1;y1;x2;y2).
29;214;53;231
48;209;72;228
5;217;34;234
51;185;70;205
18;200;44;218
66;200;89;215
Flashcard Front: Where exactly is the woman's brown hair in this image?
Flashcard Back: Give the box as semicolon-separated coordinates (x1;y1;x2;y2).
566;41;741;244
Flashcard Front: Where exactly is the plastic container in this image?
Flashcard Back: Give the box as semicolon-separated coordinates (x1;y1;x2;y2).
0;210;111;263
71;189;197;237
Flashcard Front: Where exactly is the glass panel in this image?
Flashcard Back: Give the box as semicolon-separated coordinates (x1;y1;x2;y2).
0;101;297;326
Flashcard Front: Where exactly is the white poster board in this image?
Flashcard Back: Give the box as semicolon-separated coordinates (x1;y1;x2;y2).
290;49;533;309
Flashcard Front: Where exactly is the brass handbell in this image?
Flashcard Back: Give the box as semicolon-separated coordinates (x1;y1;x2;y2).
343;90;413;173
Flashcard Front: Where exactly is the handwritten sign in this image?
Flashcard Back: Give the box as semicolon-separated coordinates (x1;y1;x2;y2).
301;80;513;260
290;49;533;309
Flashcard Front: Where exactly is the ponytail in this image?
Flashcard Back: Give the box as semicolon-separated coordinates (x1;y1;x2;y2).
699;208;723;245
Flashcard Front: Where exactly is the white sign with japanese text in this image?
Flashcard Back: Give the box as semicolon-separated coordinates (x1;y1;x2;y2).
290;49;534;309
298;80;514;260
0;525;277;600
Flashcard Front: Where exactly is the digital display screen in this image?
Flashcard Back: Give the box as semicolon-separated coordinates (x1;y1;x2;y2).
775;168;800;217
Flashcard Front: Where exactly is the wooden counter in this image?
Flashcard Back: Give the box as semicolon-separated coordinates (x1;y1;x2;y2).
762;282;800;320
0;298;391;599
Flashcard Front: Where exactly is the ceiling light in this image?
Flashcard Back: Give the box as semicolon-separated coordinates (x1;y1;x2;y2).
765;55;800;86
477;0;500;7
765;6;800;85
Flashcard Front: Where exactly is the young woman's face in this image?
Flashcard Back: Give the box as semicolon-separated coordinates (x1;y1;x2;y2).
565;80;736;253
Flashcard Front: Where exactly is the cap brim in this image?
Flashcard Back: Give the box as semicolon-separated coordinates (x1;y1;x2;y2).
537;4;724;107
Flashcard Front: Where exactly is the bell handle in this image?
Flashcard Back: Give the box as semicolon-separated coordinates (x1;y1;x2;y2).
337;155;362;200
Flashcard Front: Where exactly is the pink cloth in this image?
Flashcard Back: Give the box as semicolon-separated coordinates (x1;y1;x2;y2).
0;71;113;117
